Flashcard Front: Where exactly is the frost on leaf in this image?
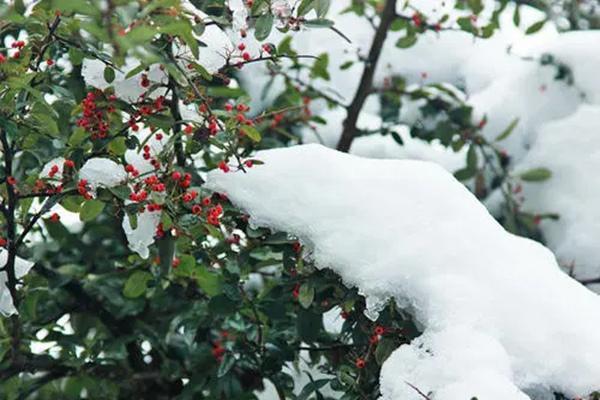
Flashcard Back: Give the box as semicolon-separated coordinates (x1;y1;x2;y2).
0;249;34;316
207;144;600;400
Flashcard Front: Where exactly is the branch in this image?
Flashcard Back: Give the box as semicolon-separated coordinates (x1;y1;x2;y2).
167;75;186;168
0;129;21;362
405;381;432;400
31;15;61;71
336;0;397;152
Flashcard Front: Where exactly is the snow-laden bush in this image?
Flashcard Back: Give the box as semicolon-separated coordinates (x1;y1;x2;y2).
1;0;599;399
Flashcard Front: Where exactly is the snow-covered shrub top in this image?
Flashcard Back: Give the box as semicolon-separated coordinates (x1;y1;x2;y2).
208;144;600;400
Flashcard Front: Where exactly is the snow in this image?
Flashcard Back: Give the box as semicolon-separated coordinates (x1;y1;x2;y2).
302;108;465;172
40;157;65;180
515;105;600;282
124;127;164;175
207;144;600;400
0;249;34;316
122;210;161;259
79;158;127;192
82;58;167;102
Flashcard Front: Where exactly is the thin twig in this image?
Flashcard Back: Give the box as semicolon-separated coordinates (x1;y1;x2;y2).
336;0;397;152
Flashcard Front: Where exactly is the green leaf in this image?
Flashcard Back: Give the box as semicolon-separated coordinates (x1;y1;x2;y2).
158;235;176;274
467;0;483;14
298;283;314;309
304;18;334;28
108;137;127;155
69;127;88;146
61;196;84;213
314;0;331;18
125;63;147;79
525;19;546;35
339;60;354;70
104;66;115;84
196;266;223;297
375;338;397;365
519;168;552;182
217;354;236;377
513;5;521;27
123;271;153;298
297;0;315;16
242;125;262;142
255;13;274;41
79;199;105;221
396;34;417;49
495;118;519;141
310;53;330;81
108;185;131;201
454;167;476;181
466;146;478;170
297;310;322;342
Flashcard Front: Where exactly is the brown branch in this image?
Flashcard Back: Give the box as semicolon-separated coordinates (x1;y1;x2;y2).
336;0;397;152
31;15;61;71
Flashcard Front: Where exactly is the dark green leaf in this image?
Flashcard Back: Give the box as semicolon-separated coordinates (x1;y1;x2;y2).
123;271;152;298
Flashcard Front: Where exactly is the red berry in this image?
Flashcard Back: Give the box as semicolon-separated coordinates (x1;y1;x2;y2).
64;159;75;169
374;326;385;336
184;125;194;135
0;54;5;63
171;171;182;181
237;43;246;51
0;238;7;247
46;58;54;66
172;257;180;268
218;161;230;173
355;358;366;369
242;52;251;61
6;176;16;186
49;213;60;222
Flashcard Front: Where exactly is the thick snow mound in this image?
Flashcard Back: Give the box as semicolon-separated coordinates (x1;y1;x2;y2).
516;105;600;282
206;144;600;399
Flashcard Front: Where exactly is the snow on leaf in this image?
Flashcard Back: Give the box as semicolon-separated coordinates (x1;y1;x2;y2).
0;249;34;316
79;158;127;192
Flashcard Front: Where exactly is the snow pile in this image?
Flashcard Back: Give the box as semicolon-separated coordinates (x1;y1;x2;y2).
79;158;127;192
515;105;600;282
0;249;34;316
121;210;161;259
207;144;600;400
